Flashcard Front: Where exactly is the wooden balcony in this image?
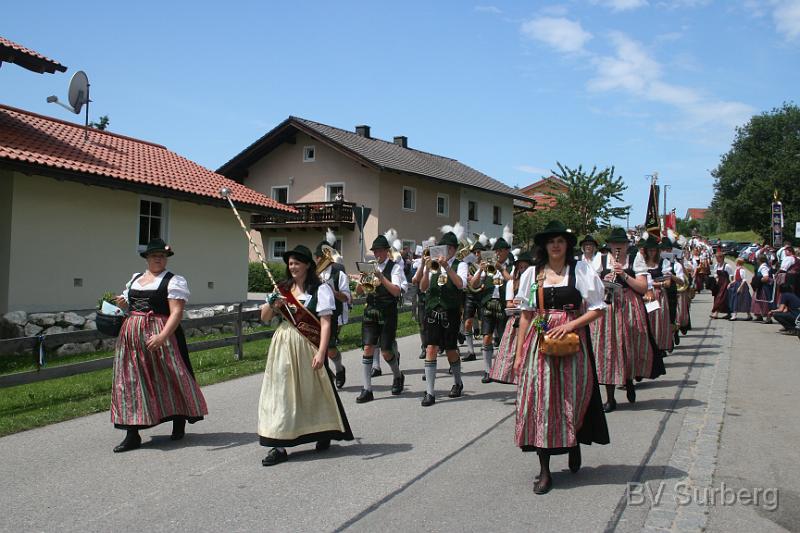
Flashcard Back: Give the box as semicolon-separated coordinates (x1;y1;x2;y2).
251;201;356;231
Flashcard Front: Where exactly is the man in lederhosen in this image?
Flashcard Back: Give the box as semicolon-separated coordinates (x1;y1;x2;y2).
461;241;486;362
313;241;352;389
419;231;470;406
356;234;408;403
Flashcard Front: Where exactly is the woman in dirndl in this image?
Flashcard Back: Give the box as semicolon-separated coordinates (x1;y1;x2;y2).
751;255;774;323
258;245;353;466
728;258;753;321
513;221;609;495
673;253;692;334
710;248;734;319
110;238;208;453
640;236;674;354
489;251;532;384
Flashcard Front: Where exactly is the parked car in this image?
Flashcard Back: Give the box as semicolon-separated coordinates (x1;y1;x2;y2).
720;241;738;256
738;244;760;264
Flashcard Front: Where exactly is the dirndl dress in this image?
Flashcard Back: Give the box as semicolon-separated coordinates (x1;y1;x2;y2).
711;269;731;314
515;265;609;454
646;265;674;352
258;285;353;448
489;312;519;385
727;268;752;313
111;272;207;429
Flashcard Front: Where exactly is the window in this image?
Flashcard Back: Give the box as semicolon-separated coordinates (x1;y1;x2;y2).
271;186;289;204
138;198;167;248
326;183;345;202
468;200;478;221
436;194;449;217
402;186;416;211
303;146;315;162
493;205;502;225
269;238;287;261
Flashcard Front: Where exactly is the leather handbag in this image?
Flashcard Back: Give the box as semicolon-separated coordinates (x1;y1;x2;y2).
537;271;580;357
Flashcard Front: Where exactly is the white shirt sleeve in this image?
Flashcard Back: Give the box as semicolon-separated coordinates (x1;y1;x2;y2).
121;272;141;302
391;263;408;293
758;264;770;277
673;261;685;277
505;280;516;301
315;283;335;317
337;269;351;302
517;266;537;310
167;274;191;301
781;256;796;271
661;259;673;275
574;261;607;311
455;260;469;289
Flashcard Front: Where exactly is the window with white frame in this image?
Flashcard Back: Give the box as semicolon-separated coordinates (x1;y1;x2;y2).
271;186;289;204
402;186;416;211
138;197;168;249
303;146;316;162
493;205;502;225
269;238;287;261
468;200;478;221
326;183;345;202
436;193;449;217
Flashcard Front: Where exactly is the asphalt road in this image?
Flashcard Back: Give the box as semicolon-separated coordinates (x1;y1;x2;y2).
2;291;791;532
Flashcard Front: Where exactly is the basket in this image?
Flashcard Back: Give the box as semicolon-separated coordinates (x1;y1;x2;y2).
95;312;125;338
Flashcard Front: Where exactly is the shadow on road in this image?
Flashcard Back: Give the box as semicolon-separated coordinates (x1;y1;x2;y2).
288;441;414;463
624;397;705;412
144;431;256;451
548;463;687;489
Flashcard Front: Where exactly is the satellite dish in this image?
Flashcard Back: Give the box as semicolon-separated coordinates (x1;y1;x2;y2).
67;71;89;114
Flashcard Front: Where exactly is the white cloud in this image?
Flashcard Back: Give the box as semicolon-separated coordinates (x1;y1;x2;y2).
591;0;649;11
520;17;593;53
773;0;800;41
514;165;551;175
474;5;503;14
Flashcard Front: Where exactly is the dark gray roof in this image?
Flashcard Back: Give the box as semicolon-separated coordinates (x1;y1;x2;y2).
218;116;530;201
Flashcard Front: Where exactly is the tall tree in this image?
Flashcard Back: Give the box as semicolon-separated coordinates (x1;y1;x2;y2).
551;163;630;236
711;102;800;240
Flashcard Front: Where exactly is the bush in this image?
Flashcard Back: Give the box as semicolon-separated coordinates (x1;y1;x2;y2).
248;262;287;292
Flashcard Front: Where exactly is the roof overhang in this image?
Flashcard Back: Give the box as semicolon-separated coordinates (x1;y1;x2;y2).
0;42;67;74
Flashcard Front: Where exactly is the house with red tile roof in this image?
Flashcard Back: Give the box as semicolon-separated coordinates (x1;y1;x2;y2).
519;176;567;212
0;36;67;74
218;117;530;261
685;208;708;221
0;104;294;313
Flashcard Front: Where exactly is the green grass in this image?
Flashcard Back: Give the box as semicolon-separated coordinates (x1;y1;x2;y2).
709;230;762;243
0;308;418;437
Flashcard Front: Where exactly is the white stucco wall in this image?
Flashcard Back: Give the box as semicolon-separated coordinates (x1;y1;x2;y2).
4;172;250;313
458;187;515;244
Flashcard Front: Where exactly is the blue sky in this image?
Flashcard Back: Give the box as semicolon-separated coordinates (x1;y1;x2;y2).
3;0;798;227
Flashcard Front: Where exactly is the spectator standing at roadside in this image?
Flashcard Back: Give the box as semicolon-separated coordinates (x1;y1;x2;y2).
751;255;775;323
728;258;753;321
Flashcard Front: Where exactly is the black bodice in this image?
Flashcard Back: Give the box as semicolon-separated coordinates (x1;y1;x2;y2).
599;256;636;289
541;266;582;311
128;272;174;314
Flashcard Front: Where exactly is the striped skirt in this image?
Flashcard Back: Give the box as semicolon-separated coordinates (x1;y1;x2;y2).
111;313;207;428
751;283;774;316
676;291;691;327
489;315;518;385
647;288;673;351
515;310;609;451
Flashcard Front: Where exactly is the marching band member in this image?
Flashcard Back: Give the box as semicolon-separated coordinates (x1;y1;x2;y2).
641;236;674;354
590;228;660;412
489;251;532;384
514;221;609;494
419;230;470;406
412;237;436;359
355;233;408;403
258;245;353;466
313;231;351;389
579;234;603;273
470;236;513;383
462;237;487;362
673;246;692;336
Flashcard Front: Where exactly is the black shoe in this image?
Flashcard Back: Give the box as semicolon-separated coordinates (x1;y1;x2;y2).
262;448;288;466
680;327;688;334
391;372;405;395
481;372;492;384
449;382;464;398
673;333;680;346
370;368;382;378
316;439;330;452
356;389;374;403
171;419;186;441
421;393;436;407
626;382;636;403
473;329;481;339
533;476;553;495
568;447;581;473
458;333;466;345
418;350;426;359
113;432;141;453
603;400;617;413
461;352;477;362
335;367;346;389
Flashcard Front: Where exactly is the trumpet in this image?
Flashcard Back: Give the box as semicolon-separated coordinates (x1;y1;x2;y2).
316;244;340;275
358;261;381;294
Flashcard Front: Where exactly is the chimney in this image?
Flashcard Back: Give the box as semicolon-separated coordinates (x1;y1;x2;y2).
393;136;408;148
355;125;371;138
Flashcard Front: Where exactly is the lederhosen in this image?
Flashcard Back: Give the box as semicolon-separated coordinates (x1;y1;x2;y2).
478;270;507;341
464;260;483;321
324;263;346;348
362;260;399;351
424;259;462;351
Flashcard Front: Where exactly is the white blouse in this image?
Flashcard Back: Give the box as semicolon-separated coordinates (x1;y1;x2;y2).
780;256;796;272
123;271;190;302
757;263;772;278
711;261;735;278
516;262;607;312
673;261;685;278
277;283;336;317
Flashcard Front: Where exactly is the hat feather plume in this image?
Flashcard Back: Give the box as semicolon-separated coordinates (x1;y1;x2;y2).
325;228;336;246
384;228;398;244
478;233;488;246
489;237;498;247
503;225;513;247
392;238;402;252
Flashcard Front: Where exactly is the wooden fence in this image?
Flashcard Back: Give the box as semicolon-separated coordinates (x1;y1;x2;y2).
0;299;415;388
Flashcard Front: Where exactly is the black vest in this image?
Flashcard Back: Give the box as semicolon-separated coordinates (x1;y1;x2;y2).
600;260;636;289
426;259;462;311
540;268;582;311
367;260;398;309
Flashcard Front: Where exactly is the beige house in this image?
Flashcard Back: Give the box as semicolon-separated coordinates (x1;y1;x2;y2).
0;104;293;313
218;117;530;263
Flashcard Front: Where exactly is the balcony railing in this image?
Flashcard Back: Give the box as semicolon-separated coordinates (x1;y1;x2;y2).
251;201;356;229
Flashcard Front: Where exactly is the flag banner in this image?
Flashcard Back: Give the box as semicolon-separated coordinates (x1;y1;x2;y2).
665;210;677;232
645;182;661;240
771;201;783;247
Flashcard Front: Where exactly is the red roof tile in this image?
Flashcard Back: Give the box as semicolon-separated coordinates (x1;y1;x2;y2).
0;104;294;214
685;208;708;220
0;36;67;74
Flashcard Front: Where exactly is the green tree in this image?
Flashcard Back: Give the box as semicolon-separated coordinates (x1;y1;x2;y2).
551;162;630;236
710;102;800;241
89;115;110;130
